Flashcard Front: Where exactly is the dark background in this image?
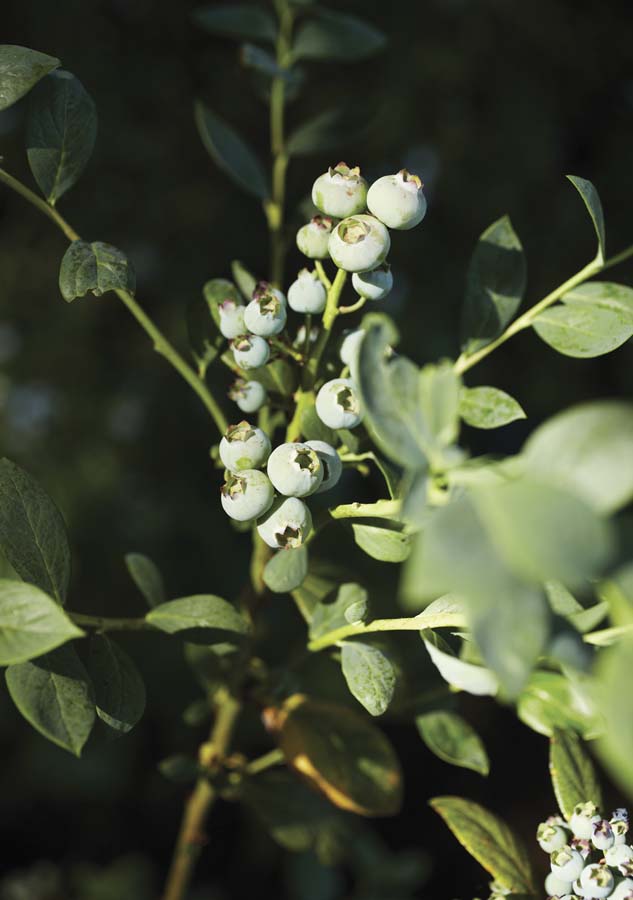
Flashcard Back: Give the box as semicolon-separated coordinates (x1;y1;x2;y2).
1;0;633;898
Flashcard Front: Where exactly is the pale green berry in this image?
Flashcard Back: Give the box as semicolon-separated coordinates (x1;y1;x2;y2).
219;421;271;472
218;299;246;339
328;214;391;273
311;162;368;219
351;263;393;301
579;864;614;899
305;440;342;493
296;215;337;259
228;379;267;414
339;328;365;370
367;169;427;230
316;378;363;430
288;268;327;314
253;280;287;308
611;877;633;899
611;811;629;846
244;293;287;337
545;872;573;898
231;334;270;369
551;848;584;883
538;822;571;853
592;819;616;851
257;496;313;549
267;442;323;497
571;803;600;840
221;470;274;522
605;844;633;871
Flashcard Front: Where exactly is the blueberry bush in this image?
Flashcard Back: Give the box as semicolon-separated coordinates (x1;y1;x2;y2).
1;3;633;899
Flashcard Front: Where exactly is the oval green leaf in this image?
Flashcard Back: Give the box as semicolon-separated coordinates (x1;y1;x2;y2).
352;523;411;563
0;580;83;665
517;670;602;738
59;240;136;302
146;594;250;643
263;546;308;594
459;386;526;429
86;634;146;735
341;641;396;716
191;4;276;42
292;10;386;62
422;630;499;697
194;102;268;200
567;175;605;263
0;45;60;111
416;711;489;775
549;729;603;820
533;302;633;358
124;552;166;608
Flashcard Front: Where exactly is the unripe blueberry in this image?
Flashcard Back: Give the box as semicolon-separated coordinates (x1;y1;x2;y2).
219;421;271;472
297;215;337;259
351;263;394;301
244;293;287;337
328;214;391;273
305;440;342;493
287;268;327;314
367;169;427;230
311;162;368;219
253;280;287;308
611;878;633;900
539;822;571;853
545;872;573;898
339;329;365;377
218;298;246;340
231;335;270;370
221;470;274;522
558;895;582;900
605;845;633;872
612;811;630;846
571;838;592;860
228;379;267;414
257;496;313;549
593;819;616;851
316;378;363;430
579;865;614;899
571;803;601;841
551;848;585;883
267;443;323;497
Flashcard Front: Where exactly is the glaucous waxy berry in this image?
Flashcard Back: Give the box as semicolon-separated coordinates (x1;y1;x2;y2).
571;803;600;841
611;810;630;845
579;864;614;899
570;837;591;859
305;440;342;493
267;442;323;497
257;496;313;549
538;822;570;853
296;215;337;259
605;844;633;871
592;819;615;851
228;379;267;414
316;378;363;430
544;872;573;898
311;162;368;219
219;421;271;472
340;328;365;371
351;263;394;301
367;169;427;230
328;214;391;273
550;848;584;883
244;292;287;337
253;280;287;308
231;334;270;370
287;268;327;314
611;877;633;900
218;299;246;340
221;470;274;522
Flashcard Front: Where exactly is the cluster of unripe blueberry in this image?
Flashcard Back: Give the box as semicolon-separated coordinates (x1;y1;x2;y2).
216;162;427;550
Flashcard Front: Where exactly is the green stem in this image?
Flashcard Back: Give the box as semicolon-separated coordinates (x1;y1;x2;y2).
308;609;467;653
0;168;228;436
244;747;284;775
268;0;294;286
315;260;332;291
329;499;401;520
270;337;303;363
70;612;151;632
307;268;348;383
339;296;367;316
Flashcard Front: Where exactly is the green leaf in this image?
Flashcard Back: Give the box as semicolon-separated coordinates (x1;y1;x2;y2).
567;175;605;263
340;641;396;716
430;796;536;894
422;630;499;697
59;240;136;302
287;108;353;157
159;754;199;784
5;645;95;755
146;594;249;642
517;670;602;738
549;729;603;819
188;277;240;370
523;401;633;514
0;580;83;665
241;43;291;80
292;10;386;62
418;360;461;452
0;45;60;111
309;582;367;640
194;102;268;200
596;638;633;797
459;386;526;429
191;4;276;42
231;259;257;300
86;635;146;735
299;400;337;445
416;711;489;775
460;215;526;354
263;546;308;594
533;295;633;358
26;70;97;205
0;458;71;604
352;523;410;563
124;553;166;608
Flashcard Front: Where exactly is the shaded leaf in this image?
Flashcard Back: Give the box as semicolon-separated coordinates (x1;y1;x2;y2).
159;754;199;784
416;711;489;775
341;641;396;716
86;635;146;735
191;4;276;42
352;523;410;563
146;594;249;642
195;101;268;200
418;360;461;452
124;552;166;608
517;670;602;738
59;240;136;302
287;108;356;157
0;580;83;665
309;582;367;640
264;546;308;594
422;630;498;697
549;729;602;819
460;386;526;429
567;175;605;263
292;10;386;62
231;259;257;299
0;45;60;111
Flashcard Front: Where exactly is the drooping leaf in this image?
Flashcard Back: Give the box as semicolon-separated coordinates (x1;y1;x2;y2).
292;10;386;62
124;553;166;608
517;670;602;738
351;523;410;563
460;216;526;354
416;711;489;775
191;4;276;42
241;43;291;80
340;641;396;716
0;45;60;111
26;70;97;205
596;638;633;797
523;401;633;514
533;295;633;358
459;386;526;429
430;796;536;894
263;546;308;594
0;458;71;604
231;260;257;299
549;729;603;819
59;240;136;302
309;582;367;640
0;580;83;665
6;645;95;755
146;594;249;642
194;102;268;200
86;635;146;735
422;630;499;697
567;175;605;263
267;695;402;816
